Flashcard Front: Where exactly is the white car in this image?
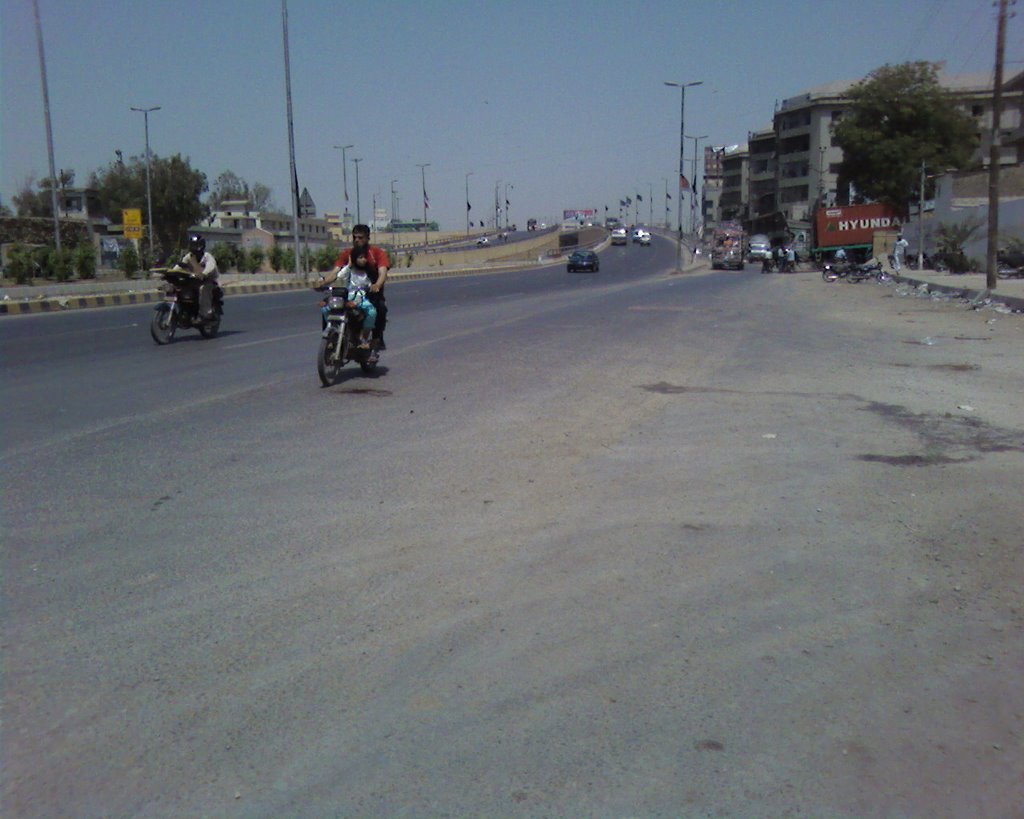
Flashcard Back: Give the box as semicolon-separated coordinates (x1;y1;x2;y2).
636;230;652;246
611;228;628;245
476;236;489;246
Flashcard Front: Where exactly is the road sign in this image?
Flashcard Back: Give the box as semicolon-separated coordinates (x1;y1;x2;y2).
123;208;143;239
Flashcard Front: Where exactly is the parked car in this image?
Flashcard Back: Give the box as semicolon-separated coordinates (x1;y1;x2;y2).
567;249;599;272
611;227;628;245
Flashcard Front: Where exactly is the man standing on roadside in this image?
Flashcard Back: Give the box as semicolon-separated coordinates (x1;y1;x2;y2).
893;234;909;273
319;224;390;362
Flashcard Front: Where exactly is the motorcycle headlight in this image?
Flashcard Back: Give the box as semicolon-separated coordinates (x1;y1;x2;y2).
328;296;347;310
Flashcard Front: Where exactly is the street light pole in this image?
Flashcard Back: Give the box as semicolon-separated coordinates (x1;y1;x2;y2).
32;0;61;251
665;80;702;272
686;133;708;235
465;171;473;236
131;105;161;261
417;163;430;244
352;158;362;225
333;144;353;224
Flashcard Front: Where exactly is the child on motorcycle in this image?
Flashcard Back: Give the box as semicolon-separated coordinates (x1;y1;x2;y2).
325;254;376;348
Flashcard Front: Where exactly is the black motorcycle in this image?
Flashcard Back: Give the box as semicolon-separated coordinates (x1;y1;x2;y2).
317;285;377;385
150;266;224;344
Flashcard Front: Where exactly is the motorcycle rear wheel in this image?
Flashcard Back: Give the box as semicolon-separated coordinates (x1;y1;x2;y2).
317;335;341;386
150;307;176;344
199;318;221;339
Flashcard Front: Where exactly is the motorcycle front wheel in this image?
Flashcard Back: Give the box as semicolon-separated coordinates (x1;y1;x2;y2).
317;335;341;386
150;306;177;344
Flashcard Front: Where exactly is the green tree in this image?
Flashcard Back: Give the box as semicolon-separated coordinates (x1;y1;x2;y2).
50;247;74;282
90;153;207;257
5;244;36;284
119;243;140;278
210;242;238;272
833;62;977;212
207;170;276;211
268;244;285;272
73;243;97;279
243;247;265;273
314;244;338;272
12;170;75;216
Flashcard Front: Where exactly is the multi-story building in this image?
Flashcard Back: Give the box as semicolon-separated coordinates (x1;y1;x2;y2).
190;197;334;252
718;145;748;223
720;69;1024;248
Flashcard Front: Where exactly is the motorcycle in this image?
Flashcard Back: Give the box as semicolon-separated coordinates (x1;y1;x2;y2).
316;285;377;385
822;258;886;283
846;258;888;283
150;266;224;344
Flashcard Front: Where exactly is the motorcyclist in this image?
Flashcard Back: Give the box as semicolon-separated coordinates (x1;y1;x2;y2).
181;235;219;320
319;224;389;362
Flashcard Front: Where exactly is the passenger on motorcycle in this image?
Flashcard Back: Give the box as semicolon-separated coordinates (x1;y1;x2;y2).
181;235;219;319
329;261;376;348
319;224;389;362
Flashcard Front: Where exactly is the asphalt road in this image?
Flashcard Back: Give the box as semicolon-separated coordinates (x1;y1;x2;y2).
4;236;1022;817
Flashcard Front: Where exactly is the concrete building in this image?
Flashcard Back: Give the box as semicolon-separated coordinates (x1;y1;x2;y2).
190;197;334;253
715;69;1024;251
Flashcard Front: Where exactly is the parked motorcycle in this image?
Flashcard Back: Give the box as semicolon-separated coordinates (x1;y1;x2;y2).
150;266;224;344
822;258;887;283
316;285;377;385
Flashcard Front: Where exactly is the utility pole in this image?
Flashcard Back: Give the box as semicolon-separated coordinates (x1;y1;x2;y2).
918;160;926;271
465;171;473;236
131;106;160;261
417;163;430;244
352;158;362;224
32;0;61;251
686;134;708;235
281;0;302;278
333;144;353;223
664;81;702;271
986;0;1008;291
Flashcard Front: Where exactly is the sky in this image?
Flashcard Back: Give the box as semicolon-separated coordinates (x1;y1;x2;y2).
1;0;1016;231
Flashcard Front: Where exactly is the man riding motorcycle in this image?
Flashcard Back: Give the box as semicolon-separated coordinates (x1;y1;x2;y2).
181;235;219;320
319;224;389;362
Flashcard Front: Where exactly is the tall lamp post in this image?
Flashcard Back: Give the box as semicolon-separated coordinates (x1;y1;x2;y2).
686;133;708;235
352;157;362;225
130;105;160;260
417;163;431;244
665;80;702;271
333;143;353;225
465;171;474;236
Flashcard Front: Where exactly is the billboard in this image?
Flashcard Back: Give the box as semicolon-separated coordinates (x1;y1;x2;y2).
815;203;902;248
563;209;596;221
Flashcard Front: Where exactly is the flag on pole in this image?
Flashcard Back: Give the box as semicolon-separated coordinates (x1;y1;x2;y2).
636;193;643;202
467;200;471;212
666;192;672;201
679;175;690;191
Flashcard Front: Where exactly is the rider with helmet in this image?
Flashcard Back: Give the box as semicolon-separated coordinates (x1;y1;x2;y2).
181;235;219;320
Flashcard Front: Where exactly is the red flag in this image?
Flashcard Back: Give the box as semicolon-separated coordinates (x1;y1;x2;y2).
679;174;690;191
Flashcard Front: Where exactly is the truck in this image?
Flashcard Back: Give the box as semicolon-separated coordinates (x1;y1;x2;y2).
710;221;746;270
813;203;903;260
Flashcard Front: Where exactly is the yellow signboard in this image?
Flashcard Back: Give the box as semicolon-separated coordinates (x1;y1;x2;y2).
122;208;143;239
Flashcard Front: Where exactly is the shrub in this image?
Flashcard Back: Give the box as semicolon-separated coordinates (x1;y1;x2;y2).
314;244;338;272
50;247;74;281
5;243;36;284
73;244;97;279
119;243;140;278
244;247;265;273
268;245;285;272
210;242;238;272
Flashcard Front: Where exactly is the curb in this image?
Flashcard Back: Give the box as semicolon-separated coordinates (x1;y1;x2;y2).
0;261;567;316
891;274;1024;312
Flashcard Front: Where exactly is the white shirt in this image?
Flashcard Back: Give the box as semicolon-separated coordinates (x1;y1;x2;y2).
181;251;218;278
